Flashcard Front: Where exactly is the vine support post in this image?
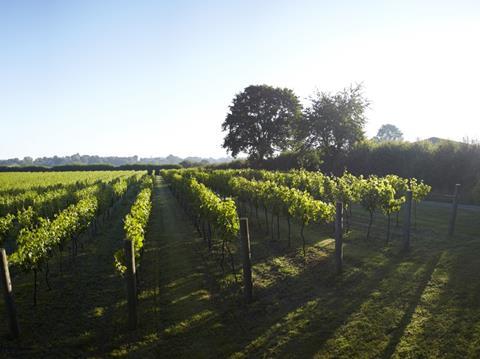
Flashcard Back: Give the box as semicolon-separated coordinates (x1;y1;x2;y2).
240;218;253;303
207;222;212;251
403;191;413;252
448;184;461;238
334;202;344;274
270;212;274;241
124;239;138;330
33;269;37;306
201;221;207;244
0;248;20;339
264;207;269;234
276;214;280;241
287;216;291;248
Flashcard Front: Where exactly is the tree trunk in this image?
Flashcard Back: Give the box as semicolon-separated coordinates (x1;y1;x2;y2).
301;223;306;257
335;202;344;274
33;269;37;306
366;211;374;241
195;216;201;236
264;206;269;234
207;222;212;251
345;204;350;232
226;245;238;284
277;214;280;241
201;221;207;243
287;216;291;248
240;218;253;303
59;247;63;273
386;213;391;244
220;240;226;273
271;212;275;241
413;201;417;229
45;261;51;291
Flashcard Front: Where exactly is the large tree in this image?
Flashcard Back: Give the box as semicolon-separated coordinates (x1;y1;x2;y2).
298;84;369;159
221;85;302;162
374;124;404;142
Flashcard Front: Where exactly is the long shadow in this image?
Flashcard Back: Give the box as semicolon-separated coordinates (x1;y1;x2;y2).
262;251;433;357
136;190;479;357
0;190;138;357
440;244;480;357
162;184;473;357
105;181;467;357
155;190;439;357
195;231;435;357
381;252;442;359
388;240;480;358
82;181;470;358
81;177;169;356
95;178;248;358
233;208;340;281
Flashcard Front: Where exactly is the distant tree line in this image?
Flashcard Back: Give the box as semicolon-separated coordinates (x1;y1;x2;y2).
220;84;480;203
0;154;231;167
0;164;182;173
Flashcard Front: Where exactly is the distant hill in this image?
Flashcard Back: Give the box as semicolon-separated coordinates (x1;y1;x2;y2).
0;154;233;167
416;137;463;145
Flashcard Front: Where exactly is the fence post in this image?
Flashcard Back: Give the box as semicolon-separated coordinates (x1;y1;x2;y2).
124;239;137;330
448;184;461;238
240;218;253;303
335;202;343;274
0;248;20;339
403;191;413;252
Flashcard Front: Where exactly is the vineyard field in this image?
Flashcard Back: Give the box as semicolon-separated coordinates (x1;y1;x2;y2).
0;170;479;358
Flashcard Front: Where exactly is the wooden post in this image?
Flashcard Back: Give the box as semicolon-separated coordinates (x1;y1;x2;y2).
334;202;343;274
448;184;461;238
240;218;253;303
403;191;413;252
124;240;137;330
0;248;20;338
207;222;212;251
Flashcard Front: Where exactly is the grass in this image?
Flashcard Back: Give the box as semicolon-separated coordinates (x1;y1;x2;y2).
1;178;480;358
0;190;136;357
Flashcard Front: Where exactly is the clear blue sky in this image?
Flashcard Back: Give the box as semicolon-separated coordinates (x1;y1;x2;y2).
1;0;479;159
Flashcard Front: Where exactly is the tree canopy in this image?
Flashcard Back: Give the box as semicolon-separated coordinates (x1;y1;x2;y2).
374;124;404;142
221;85;302;162
297;84;369;159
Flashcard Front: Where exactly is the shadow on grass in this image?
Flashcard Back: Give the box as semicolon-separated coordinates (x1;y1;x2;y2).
0;191;143;358
115;188;480;358
7;182;470;358
381;252;443;359
388;240;480;358
92;178;246;358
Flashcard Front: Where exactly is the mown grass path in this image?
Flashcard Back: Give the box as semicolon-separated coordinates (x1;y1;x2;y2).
109;177;240;357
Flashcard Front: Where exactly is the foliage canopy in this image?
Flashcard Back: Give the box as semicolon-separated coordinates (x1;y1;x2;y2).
221;85;302;162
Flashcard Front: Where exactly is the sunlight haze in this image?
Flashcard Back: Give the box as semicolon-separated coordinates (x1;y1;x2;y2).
1;0;479;159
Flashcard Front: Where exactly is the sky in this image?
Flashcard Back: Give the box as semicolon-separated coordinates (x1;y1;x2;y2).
1;0;479;159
